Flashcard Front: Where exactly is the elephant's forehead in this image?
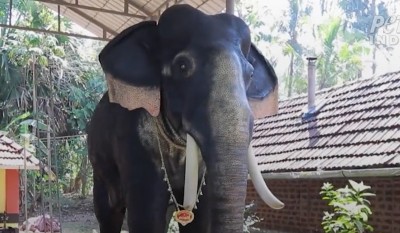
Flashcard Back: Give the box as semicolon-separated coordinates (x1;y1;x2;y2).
158;5;248;48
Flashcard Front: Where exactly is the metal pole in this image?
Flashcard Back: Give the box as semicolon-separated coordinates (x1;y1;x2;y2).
58;5;61;32
0;24;110;41
47;115;53;233
307;57;317;111
8;0;12;25
54;140;63;233
226;0;235;15
23;136;28;222
25;55;37;223
34;0;146;19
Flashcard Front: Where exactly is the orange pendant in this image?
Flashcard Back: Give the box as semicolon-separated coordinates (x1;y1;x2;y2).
174;209;194;226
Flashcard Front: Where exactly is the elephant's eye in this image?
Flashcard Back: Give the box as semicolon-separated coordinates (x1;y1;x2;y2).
172;52;195;78
175;59;190;76
244;62;254;89
247;63;254;80
175;57;191;75
180;63;187;72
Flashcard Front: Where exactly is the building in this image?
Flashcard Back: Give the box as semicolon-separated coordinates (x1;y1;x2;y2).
0;133;40;232
247;70;400;233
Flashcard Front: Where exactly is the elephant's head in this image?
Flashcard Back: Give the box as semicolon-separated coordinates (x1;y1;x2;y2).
98;4;283;231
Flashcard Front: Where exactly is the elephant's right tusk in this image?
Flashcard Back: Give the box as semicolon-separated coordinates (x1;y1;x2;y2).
248;145;285;209
183;134;200;210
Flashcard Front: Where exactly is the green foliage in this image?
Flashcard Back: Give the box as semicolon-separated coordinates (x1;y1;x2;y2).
316;16;343;89
65;74;105;134
243;201;263;233
0;0;105;211
0;0;105;133
320;180;375;233
236;0;400;98
314;16;370;89
235;0;272;44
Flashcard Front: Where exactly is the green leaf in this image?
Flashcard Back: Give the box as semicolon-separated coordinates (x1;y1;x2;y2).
38;55;48;66
28;47;44;55
321;179;374;233
360;192;376;197
20;119;48;131
354;220;364;233
349;180;371;192
4;112;31;130
53;46;65;57
360;212;368;222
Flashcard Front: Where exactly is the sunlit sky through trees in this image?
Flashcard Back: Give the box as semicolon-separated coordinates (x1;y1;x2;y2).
250;0;400;78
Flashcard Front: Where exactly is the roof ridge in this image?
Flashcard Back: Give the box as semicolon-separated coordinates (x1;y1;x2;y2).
277;69;400;103
0;134;39;170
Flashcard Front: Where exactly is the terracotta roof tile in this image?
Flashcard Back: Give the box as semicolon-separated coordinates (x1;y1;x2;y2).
252;71;400;173
0;134;40;170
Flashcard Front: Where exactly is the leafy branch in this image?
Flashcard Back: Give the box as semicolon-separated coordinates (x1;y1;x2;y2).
320;180;375;233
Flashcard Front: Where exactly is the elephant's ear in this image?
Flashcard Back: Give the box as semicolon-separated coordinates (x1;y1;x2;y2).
99;21;160;116
246;43;279;119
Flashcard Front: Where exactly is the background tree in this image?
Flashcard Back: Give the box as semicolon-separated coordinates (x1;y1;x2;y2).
236;0;398;99
0;0;106;213
338;0;389;74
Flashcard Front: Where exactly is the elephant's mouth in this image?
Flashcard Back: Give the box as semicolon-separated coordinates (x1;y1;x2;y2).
154;114;204;211
156;113;186;148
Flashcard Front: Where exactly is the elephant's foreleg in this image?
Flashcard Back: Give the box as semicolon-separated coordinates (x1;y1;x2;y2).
93;176;125;233
122;154;170;232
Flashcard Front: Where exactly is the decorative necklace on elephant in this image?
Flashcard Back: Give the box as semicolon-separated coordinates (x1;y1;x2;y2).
154;118;207;226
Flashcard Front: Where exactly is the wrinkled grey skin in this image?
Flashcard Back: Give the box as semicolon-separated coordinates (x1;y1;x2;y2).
87;4;278;233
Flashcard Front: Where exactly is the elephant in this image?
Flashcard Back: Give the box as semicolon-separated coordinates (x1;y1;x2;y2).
87;4;284;233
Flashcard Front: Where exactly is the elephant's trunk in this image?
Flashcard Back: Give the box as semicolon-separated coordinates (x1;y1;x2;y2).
181;49;283;231
184;51;250;231
204;138;249;232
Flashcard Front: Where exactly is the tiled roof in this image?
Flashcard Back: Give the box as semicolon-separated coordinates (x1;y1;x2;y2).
252;71;400;173
0;134;40;170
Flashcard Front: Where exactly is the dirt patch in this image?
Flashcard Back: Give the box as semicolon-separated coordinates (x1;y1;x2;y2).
60;194;130;232
19;194;113;233
59;194;99;233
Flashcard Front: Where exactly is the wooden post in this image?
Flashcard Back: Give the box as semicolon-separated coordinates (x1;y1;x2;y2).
0;169;5;213
226;0;235;15
47;107;53;233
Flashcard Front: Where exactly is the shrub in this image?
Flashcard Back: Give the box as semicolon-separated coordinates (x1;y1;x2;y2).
320;180;375;233
243;201;263;233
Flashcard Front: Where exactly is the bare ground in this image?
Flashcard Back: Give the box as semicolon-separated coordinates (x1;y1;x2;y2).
59;194;100;233
20;193;129;233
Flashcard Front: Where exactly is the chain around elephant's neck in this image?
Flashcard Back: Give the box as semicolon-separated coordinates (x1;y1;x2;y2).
154;119;207;225
155;114;186;149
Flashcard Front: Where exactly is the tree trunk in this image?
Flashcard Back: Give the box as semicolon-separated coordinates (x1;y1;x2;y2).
371;0;377;75
80;155;89;197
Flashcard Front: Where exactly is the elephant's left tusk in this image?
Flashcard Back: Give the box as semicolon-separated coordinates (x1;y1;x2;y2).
248;145;285;209
183;134;200;210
